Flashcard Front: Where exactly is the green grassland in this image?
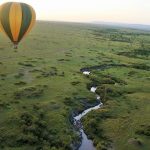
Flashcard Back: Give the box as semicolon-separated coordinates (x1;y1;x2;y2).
0;21;150;150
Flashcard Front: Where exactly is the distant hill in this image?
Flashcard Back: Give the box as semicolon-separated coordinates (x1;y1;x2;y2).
92;21;150;31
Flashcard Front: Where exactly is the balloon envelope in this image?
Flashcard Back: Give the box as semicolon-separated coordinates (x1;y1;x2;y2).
0;2;36;48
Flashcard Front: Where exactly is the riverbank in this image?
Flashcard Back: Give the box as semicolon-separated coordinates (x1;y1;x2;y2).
72;71;103;150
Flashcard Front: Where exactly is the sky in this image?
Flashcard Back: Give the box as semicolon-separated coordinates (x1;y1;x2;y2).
0;0;150;25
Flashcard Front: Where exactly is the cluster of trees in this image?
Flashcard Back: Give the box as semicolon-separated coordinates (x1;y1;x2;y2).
118;40;150;59
0;104;75;150
136;125;150;137
109;34;131;43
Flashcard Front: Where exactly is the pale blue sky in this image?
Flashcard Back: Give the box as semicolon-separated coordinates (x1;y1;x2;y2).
0;0;150;25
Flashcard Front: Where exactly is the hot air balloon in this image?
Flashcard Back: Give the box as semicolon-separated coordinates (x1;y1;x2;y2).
0;2;36;49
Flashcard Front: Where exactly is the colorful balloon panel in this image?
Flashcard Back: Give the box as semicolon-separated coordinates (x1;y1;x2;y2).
0;2;36;46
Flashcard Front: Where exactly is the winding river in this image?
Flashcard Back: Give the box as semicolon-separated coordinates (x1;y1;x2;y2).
73;71;103;150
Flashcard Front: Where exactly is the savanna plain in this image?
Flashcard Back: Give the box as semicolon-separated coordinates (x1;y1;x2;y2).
0;21;150;150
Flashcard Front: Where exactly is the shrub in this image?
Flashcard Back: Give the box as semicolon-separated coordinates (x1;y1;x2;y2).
71;81;80;86
14;85;47;99
41;67;58;77
18;62;34;67
136;125;150;136
14;81;27;86
131;63;150;71
128;71;137;76
63;97;75;106
96;85;107;103
0;102;9;110
14;73;24;78
59;72;65;77
0;74;7;77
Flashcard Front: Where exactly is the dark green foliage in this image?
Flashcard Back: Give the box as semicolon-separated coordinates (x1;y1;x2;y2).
14;81;27;86
0;74;7;77
131;63;150;71
96;85;107;103
118;49;150;58
14;72;24;78
71;81;80;86
0;101;10;110
59;71;65;77
64;97;75;106
18;62;34;67
0;104;75;149
83;110;113;148
136;125;150;136
128;71;137;77
14;85;47;99
0;106;54;149
17;111;51;146
40;67;58;77
109;34;131;43
110;76;127;85
57;59;70;62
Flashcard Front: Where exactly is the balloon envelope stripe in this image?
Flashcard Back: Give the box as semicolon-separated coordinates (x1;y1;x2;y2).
18;3;32;42
24;6;36;38
9;3;22;42
0;3;13;42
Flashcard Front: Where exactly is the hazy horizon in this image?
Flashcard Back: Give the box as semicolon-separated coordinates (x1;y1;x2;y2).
0;0;150;25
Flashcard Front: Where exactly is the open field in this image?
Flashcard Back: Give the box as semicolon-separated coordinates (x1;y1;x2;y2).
0;21;150;150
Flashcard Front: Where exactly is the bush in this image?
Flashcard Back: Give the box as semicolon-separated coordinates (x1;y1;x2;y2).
18;62;34;67
110;76;127;85
96;85;107;103
128;71;137;77
41;67;58;77
14;81;27;86
0;102;10;110
59;72;65;77
100;78;115;84
136;125;150;136
71;81;80;86
16;108;53;147
14;73;24;78
14;85;47;99
63;97;75;106
131;63;150;71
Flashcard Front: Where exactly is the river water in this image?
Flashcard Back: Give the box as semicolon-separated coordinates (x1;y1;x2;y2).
73;71;103;150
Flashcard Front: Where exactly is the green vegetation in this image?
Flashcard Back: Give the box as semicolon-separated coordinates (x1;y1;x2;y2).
0;21;150;150
14;85;48;99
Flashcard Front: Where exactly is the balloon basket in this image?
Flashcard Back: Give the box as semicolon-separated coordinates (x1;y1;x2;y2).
13;44;18;49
